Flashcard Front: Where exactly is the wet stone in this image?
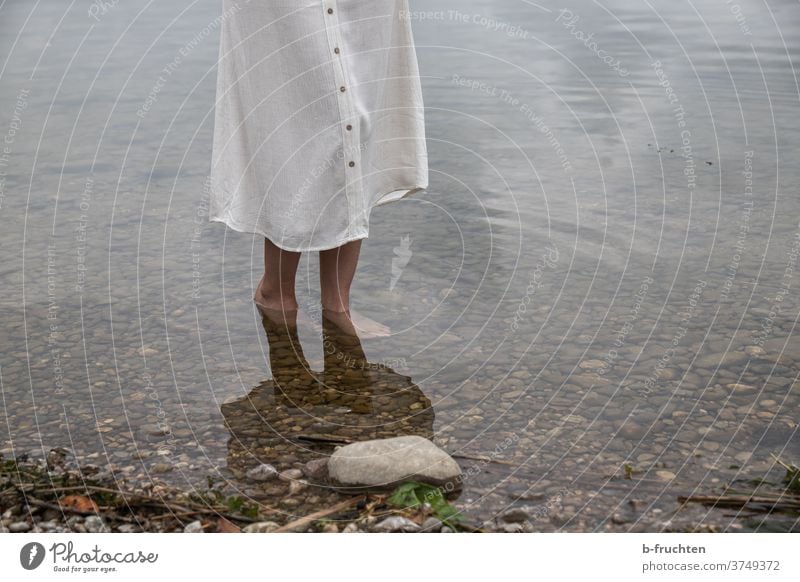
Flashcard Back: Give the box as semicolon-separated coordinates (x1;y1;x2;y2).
372;516;420;533
288;480;307;496
302;458;330;481
500;507;531;523
243;521;280;533
578;359;606;370
279;468;303;481
327;435;463;491
85;516;109;533
246;463;278;481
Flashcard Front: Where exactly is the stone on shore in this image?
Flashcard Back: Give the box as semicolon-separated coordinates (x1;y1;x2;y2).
327;435;462;491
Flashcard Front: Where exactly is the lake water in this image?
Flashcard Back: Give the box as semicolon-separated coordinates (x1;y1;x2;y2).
1;0;798;531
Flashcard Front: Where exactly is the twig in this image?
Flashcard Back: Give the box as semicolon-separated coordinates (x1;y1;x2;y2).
292;435;353;446
678;494;800;510
34;484;163;499
273;497;362;532
723;489;800;502
146;509;262;524
451;453;520;467
770;454;797;472
30;484;248;517
25;497;137;523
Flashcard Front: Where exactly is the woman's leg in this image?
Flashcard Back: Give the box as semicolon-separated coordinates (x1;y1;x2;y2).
319;239;390;337
254;237;301;313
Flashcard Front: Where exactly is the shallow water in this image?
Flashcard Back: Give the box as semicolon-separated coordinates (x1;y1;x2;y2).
1;0;799;531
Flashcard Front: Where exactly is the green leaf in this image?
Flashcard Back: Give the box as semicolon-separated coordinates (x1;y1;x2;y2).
226;496;244;512
387;480;464;530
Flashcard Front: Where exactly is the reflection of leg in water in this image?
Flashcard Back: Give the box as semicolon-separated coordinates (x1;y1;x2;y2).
320;312;434;439
321;312;373;414
221;310;437;492
261;312;321;408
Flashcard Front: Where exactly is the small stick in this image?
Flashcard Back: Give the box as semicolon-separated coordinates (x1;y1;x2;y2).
678;494;800;509
770;454;799;475
451;453;520;467
273;497;362;532
25;497;138;523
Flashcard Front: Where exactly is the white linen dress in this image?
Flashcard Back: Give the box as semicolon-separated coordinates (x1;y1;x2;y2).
208;0;429;252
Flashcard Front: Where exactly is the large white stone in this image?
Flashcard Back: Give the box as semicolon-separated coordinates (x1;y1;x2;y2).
327;435;462;490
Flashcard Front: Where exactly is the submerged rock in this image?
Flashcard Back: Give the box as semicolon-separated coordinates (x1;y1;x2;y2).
327;435;462;491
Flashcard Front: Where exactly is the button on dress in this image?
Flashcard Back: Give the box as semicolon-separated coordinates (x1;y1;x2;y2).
209;0;429;252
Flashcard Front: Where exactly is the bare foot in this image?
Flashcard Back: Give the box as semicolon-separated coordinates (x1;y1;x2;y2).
254;274;320;330
322;307;391;338
254;273;296;309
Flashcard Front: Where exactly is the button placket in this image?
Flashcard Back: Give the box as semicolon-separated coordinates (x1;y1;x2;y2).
322;0;362;228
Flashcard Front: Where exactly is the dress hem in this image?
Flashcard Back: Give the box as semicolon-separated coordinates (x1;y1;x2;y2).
208;182;428;253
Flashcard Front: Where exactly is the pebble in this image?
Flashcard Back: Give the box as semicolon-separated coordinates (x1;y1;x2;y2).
500;507;531;523
550;510;574;527
342;523;360;533
578;359;606;370
302;458;329;481
184;520;204;533
502;390;525;399
655;470;676;481
85;516;109;533
421;517;443;532
243;521;280;533
619;423;647;439
8;521;30;532
279;468;304;481
372;516;421;533
288;480;308;496
726;383;755;392
611;512;633;525
246;463;278;481
696;351;749;368
745;346;766;357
